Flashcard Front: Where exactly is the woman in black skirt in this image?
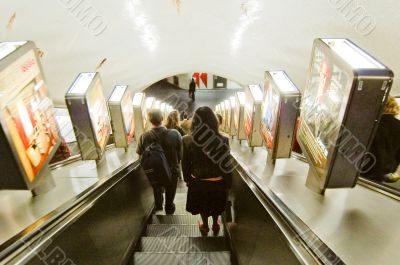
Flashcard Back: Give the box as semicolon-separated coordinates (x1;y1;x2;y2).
182;106;233;235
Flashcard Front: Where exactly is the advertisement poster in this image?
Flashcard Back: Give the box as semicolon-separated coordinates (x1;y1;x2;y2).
86;80;110;150
261;83;280;150
300;47;351;168
225;104;231;132
121;90;134;143
234;100;240;130
2;74;59;182
244;102;253;140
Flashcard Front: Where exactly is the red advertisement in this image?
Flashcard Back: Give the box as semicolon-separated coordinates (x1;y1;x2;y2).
244;105;252;140
2;74;59;182
86;80;111;150
121;90;134;143
261;82;280;150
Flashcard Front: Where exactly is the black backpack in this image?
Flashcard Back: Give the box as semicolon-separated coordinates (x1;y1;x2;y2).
140;130;172;185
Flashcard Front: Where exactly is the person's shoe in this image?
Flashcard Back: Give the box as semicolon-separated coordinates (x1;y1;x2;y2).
154;205;163;212
383;173;400;183
212;224;220;235
165;203;176;215
198;221;209;236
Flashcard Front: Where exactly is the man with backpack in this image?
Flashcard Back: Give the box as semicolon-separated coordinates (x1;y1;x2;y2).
137;109;182;214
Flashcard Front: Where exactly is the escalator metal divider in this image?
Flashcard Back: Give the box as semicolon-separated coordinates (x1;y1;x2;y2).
232;154;345;265
1;161;142;264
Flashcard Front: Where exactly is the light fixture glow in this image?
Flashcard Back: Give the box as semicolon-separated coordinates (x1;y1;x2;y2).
68;72;96;94
0;41;27;61
249;84;263;102
126;0;158;52
270;71;298;93
132;92;144;106
231;1;262;53
145;97;154;109
109;85;128;102
237;92;246;105
322;38;385;69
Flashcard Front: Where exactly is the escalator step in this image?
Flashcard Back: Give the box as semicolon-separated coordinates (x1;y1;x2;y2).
133;251;231;265
140;237;230;252
146;225;224;237
150;215;201;225
154;205;188;215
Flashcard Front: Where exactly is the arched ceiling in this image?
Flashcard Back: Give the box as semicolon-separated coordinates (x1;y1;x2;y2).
1;0;399;105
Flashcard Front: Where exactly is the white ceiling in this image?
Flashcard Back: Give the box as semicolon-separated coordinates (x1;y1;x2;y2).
1;0;399;105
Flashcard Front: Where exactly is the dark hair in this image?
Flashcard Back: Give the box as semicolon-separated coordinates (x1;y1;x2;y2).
216;113;223;126
191;106;220;135
165;110;180;129
147;109;163;126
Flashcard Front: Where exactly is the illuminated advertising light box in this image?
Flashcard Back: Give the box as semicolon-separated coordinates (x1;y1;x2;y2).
65;72;111;162
215;104;221;115
144;97;154;131
160;102;167;121
245;84;264;150
220;101;226;132
261;71;300;164
298;38;393;194
227;97;236;136
108;85;134;149
224;100;231;134
235;92;246;142
153;100;161;110
0;41;61;193
132;92;146;139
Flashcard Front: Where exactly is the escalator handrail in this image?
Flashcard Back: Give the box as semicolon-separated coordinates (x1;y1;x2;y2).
0;160;140;264
232;154;346;265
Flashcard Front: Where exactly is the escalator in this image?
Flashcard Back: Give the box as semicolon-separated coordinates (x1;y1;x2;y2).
132;192;232;265
0;157;331;265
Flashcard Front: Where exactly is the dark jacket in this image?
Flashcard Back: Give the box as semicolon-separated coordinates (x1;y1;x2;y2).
175;126;186;137
136;127;182;174
189;81;196;93
364;114;400;180
182;134;233;188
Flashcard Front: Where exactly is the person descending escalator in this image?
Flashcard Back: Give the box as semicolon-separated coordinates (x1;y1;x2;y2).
182;106;233;235
189;78;196;101
363;96;400;183
165;110;186;137
137;109;182;214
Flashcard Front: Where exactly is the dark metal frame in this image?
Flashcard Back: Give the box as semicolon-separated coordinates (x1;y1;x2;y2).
108;85;133;149
298;38;393;193
65;72;111;161
262;71;301;163
0;41;61;190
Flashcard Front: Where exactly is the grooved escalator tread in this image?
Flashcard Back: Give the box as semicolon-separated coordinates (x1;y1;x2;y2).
133;251;231;265
146;224;224;237
139;237;230;252
150;215;201;225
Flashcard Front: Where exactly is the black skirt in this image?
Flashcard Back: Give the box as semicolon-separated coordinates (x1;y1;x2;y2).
186;179;227;216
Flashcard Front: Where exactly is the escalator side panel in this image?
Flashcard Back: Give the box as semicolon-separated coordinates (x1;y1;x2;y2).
23;166;153;265
226;171;302;265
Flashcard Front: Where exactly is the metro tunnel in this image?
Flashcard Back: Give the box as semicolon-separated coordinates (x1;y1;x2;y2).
1;1;400;265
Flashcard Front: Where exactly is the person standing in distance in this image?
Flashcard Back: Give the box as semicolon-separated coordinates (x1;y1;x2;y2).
189;78;196;101
137;109;182;214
